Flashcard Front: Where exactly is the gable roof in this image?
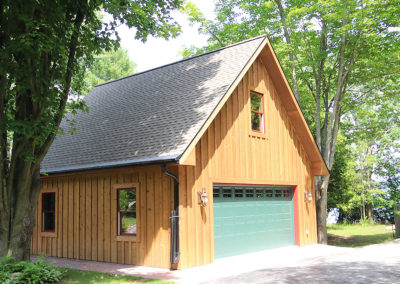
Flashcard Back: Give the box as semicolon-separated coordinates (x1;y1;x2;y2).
41;35;329;176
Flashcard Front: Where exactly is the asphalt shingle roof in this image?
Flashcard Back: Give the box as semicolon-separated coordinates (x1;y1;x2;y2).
41;35;266;173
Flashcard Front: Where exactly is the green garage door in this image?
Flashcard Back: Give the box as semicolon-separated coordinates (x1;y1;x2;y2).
213;185;294;259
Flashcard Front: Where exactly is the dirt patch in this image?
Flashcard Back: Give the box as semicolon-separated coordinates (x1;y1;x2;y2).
328;234;355;245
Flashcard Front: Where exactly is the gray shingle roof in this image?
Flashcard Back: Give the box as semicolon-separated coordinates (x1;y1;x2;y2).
41;35;266;173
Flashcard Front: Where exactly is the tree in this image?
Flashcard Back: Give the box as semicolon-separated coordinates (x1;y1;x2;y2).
0;0;182;261
327;133;359;222
343;95;400;220
80;48;136;94
182;0;400;242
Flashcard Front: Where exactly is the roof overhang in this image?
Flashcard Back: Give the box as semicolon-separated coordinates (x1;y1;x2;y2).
179;36;329;176
40;155;179;175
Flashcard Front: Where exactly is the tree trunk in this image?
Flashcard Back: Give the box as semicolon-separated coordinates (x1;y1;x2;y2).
274;0;301;103
315;175;329;244
366;204;374;221
0;162;41;261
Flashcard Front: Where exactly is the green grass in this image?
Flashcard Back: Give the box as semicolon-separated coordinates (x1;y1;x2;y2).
60;269;173;284
327;223;395;247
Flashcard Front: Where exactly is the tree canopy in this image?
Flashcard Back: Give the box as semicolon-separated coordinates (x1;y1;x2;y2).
79;48;136;94
0;0;182;261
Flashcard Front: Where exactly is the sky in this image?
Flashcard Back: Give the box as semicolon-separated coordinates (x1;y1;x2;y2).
117;0;216;73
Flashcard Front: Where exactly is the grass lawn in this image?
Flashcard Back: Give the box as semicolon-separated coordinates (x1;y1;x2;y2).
60;269;174;284
327;223;395;247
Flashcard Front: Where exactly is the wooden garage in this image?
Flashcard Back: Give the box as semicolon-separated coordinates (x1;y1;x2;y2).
32;35;329;270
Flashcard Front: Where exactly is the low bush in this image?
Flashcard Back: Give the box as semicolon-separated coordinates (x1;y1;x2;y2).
0;255;64;284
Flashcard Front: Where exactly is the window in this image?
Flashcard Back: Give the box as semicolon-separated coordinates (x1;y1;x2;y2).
42;192;55;232
250;92;264;133
117;188;136;236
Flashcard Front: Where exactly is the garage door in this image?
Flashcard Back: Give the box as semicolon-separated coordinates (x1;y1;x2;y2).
213;185;294;259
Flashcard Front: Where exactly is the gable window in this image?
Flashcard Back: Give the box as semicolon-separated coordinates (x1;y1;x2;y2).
118;188;137;236
250;92;265;133
42;192;56;232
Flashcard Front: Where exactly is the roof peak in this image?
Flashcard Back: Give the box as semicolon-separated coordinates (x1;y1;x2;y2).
95;34;267;88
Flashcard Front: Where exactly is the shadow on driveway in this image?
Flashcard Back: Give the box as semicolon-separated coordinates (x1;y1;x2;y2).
203;240;400;284
206;260;400;284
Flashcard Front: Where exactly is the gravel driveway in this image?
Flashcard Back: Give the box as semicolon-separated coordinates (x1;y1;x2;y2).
204;239;400;284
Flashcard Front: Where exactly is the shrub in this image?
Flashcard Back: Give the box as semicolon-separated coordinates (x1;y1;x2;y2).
0;255;64;284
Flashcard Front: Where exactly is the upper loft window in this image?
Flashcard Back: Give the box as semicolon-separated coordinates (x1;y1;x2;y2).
250;92;264;133
42;192;56;232
117;188;137;236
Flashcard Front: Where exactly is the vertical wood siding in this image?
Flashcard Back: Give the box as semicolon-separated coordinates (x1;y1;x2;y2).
32;56;318;270
32;166;174;268
178;57;317;269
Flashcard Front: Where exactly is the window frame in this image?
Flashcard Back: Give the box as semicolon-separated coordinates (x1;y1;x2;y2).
39;188;58;237
250;91;265;134
113;182;139;242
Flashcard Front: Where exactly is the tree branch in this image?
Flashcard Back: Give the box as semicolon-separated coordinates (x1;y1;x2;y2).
36;7;86;162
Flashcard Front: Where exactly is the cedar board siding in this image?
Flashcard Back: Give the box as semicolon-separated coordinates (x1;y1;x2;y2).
32;56;318;270
32;166;175;268
178;57;317;269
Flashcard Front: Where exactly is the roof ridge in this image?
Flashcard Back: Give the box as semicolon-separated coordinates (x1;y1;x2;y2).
95;34;267;88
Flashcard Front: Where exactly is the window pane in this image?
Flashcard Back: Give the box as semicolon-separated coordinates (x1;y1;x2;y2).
251;112;261;131
120;212;136;234
43;193;55;211
119;189;136;211
235;189;243;198
256;190;264;198
283;190;290;199
223;188;232;198
250;93;262;112
43;212;55;231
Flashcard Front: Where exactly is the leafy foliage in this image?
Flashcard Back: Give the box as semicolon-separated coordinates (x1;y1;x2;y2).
0;255;64;283
78;48;136;94
329;95;400;222
327;133;359;221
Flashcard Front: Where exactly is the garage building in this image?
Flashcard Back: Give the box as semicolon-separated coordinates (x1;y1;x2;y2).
33;35;329;270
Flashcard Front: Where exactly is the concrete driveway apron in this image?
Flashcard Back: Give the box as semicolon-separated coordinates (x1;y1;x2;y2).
201;239;400;284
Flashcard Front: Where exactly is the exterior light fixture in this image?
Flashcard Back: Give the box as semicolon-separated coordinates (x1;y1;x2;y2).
304;191;313;202
308;192;313;202
197;188;208;207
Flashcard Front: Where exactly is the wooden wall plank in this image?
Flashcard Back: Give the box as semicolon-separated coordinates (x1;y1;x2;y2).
74;178;79;258
110;175;117;263
68;179;74;258
79;177;85;259
145;171;154;266
104;175;111;262
91;176;98;261
97;176;104;261
85;177;92;260
57;179;63;257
